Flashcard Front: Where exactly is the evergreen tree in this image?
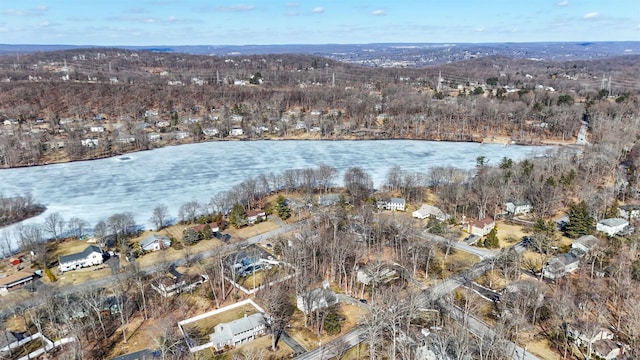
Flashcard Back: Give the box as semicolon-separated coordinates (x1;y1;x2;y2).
484;226;500;248
229;203;247;228
200;224;213;239
183;227;200;245
275;195;290;220
565;201;594;238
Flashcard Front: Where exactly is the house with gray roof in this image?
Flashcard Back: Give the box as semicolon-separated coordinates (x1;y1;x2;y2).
58;245;104;273
596;218;629;237
542;252;580;280
208;313;266;351
139;234;171;252
412;204;449;221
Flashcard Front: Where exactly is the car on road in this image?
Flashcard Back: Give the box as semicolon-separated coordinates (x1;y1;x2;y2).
359;298;367;304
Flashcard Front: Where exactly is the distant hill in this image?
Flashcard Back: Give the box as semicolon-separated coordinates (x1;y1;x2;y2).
1;42;638;66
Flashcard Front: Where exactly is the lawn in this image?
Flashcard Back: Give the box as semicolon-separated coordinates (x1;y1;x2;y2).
236;267;282;290
495;221;530;248
181;303;259;344
287;302;366;353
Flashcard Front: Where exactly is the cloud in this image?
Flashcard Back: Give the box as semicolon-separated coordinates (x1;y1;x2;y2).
287;2;299;7
214;4;256;12
583;12;599;19
312;7;325;13
371;10;386;16
2;5;48;17
556;1;569;7
474;26;485;32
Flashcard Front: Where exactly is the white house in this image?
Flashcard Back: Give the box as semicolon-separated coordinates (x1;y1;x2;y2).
147;132;161;142
58;245;104;273
412;204;449;221
89;125;105;133
139;234;171;252
246;210;266;224
209;313;266;351
378;198;406;211
505;200;532;215
467;217;495;236
174;131;190;140
618;204;640;219
81;138;99;147
296;282;338;314
230;128;244;136
596;218;629;236
203;127;219;136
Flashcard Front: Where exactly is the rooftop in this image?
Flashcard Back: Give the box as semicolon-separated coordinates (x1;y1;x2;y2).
58;245;101;264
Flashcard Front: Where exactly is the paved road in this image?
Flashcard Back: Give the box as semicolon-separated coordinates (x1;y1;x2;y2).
0;221;299;319
295;238;539;360
295;327;364;360
281;331;307;355
447;305;538;360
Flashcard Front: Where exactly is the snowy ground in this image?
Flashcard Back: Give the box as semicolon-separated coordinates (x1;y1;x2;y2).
0;140;556;250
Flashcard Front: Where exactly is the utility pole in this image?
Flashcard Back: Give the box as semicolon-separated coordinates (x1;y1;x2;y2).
332;72;335;88
607;75;611;96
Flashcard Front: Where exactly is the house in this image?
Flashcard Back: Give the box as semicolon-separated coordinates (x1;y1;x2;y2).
139;234;171;252
209;313;266;351
0;270;35;294
155;121;170;127
246;210;266;224
151;274;208;297
58;245;104;273
296;282;338;314
81;138;99;147
147;132;161;142
567;325;626;360
90;125;105;133
571;235;599;255
202;127;219;136
542;252;580;280
596;218;629;236
505;200;532;215
377;198;406;211
230;128;244;136
412;204;449;221
467;217;496;236
618;204;640;219
174;131;189;140
356;264;399;285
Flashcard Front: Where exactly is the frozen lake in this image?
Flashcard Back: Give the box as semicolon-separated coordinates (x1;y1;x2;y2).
0;140;555;249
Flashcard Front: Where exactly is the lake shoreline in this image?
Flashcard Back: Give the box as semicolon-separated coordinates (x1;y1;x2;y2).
0;135;568;170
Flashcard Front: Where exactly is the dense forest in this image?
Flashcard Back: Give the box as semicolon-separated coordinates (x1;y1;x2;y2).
0;49;638;167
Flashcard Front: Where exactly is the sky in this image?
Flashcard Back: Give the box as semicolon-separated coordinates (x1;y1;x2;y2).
1;1;639;46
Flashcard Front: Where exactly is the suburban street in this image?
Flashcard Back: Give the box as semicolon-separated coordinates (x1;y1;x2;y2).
0;221;300;319
294;327;365;360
